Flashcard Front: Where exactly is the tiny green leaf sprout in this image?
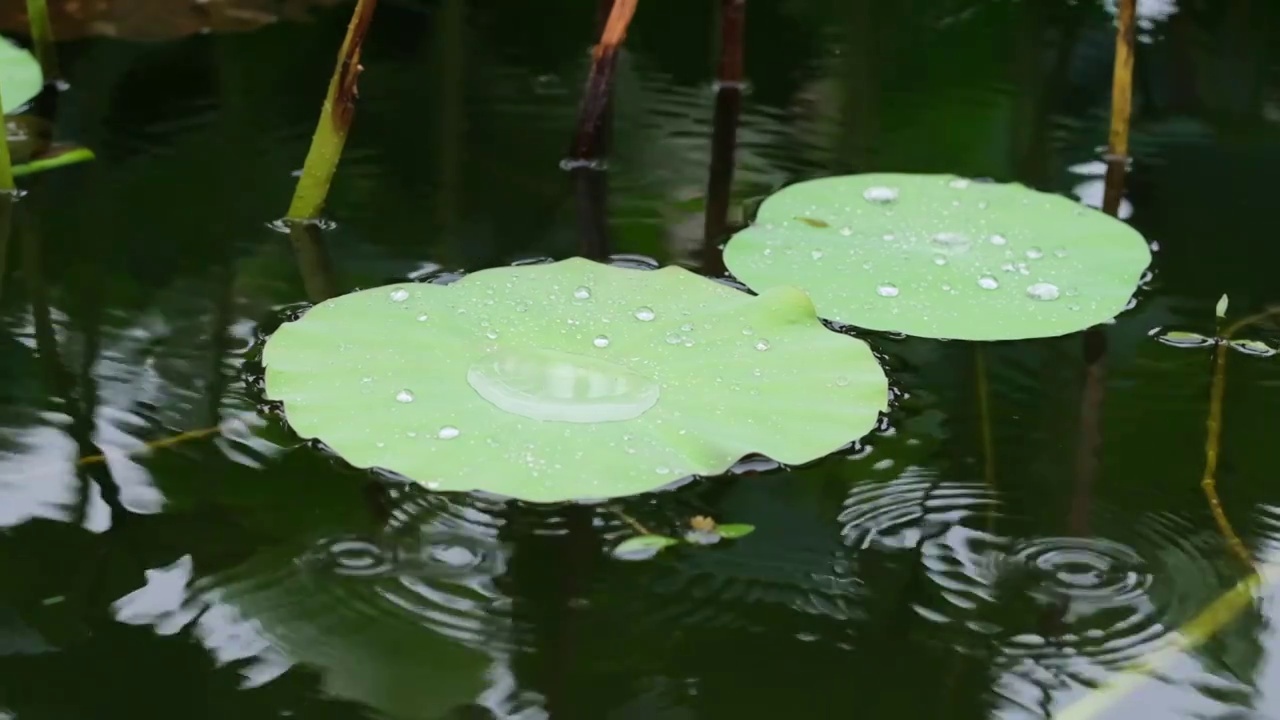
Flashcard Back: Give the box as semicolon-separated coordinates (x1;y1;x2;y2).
724;173;1153;340
263;258;888;502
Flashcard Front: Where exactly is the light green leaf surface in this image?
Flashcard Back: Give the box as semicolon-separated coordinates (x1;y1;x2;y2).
612;535;679;560
0;38;42;113
714;523;755;539
723;173;1152;341
263;258;888;502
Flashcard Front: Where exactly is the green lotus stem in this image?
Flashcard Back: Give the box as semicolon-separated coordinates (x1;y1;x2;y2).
12;145;94;177
286;0;378;221
1200;306;1280;568
25;0;58;79
1102;0;1135;216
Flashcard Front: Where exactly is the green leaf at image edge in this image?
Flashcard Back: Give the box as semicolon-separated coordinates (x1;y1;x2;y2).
715;523;755;539
723;173;1152;341
612;535;679;560
12;146;95;177
263;257;889;503
0;38;43;113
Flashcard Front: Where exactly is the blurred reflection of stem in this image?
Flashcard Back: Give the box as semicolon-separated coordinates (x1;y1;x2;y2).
434;0;465;251
574;169;610;260
974;348;995;532
287;0;378;220
0;196;12;301
25;0;60;79
701;0;744;274
75;425;222;467
1069;328;1107;536
835;0;876;172
1200;307;1280;568
1057;563;1280;720
1102;0;1135;216
568;0;636;160
289;223;340;303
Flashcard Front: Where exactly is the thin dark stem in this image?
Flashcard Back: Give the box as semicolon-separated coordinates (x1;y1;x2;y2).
702;0;745;273
568;0;638;160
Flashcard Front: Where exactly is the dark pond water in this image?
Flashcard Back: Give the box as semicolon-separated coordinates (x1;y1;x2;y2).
3;1;1280;718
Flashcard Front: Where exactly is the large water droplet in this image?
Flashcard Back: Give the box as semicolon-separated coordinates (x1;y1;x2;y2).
573;286;592;300
989;234;1008;246
395;389;415;403
1026;247;1044;260
634;306;655;322
437;426;460;440
876;283;900;298
931;232;972;255
755;339;771;351
863;186;899;204
1026;282;1060;301
978;275;1000;290
466;348;660;423
593;335;610;348
390;289;409;303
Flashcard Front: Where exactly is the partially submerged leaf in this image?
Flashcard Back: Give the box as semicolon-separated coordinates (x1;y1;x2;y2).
612;534;679;560
714;523;755;539
0;38;42;113
723;173;1152;340
263;258;888;502
1228;339;1276;358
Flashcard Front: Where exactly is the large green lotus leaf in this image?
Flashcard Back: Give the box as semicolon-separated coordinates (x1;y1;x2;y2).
0;38;42;114
723;173;1152;341
263;257;887;502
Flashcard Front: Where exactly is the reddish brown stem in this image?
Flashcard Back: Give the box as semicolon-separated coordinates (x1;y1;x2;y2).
568;0;639;160
702;0;745;272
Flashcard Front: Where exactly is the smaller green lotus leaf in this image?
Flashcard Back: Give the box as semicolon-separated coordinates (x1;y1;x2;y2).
715;523;755;539
262;258;888;503
612;535;679;561
723;173;1153;341
0;38;42;114
1155;330;1214;349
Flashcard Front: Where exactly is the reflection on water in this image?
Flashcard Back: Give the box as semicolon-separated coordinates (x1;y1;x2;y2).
2;0;1280;718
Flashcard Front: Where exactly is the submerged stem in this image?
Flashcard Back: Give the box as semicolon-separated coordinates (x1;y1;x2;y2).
286;0;378;220
609;507;652;536
24;0;59;80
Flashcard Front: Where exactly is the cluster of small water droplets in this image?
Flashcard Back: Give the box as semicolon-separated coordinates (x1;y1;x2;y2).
862;186;900;204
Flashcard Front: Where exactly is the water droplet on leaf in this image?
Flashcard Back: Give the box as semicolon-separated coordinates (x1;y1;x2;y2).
1026;282;1060;301
573;286;592;300
593;335;610;348
876;283;900;298
862;186;899;204
390;289;409;303
438;426;460;439
634;306;655;321
978;275;999;290
396;389;415;403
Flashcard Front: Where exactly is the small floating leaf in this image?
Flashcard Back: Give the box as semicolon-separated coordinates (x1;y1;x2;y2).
612;534;679;561
723;173;1152;340
683;530;722;546
0;38;42;113
1155;330;1215;349
714;523;756;539
1215;294;1229;319
1228;339;1276;358
263;258;888;502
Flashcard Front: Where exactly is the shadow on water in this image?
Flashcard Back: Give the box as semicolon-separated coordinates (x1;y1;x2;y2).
3;1;1280;719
